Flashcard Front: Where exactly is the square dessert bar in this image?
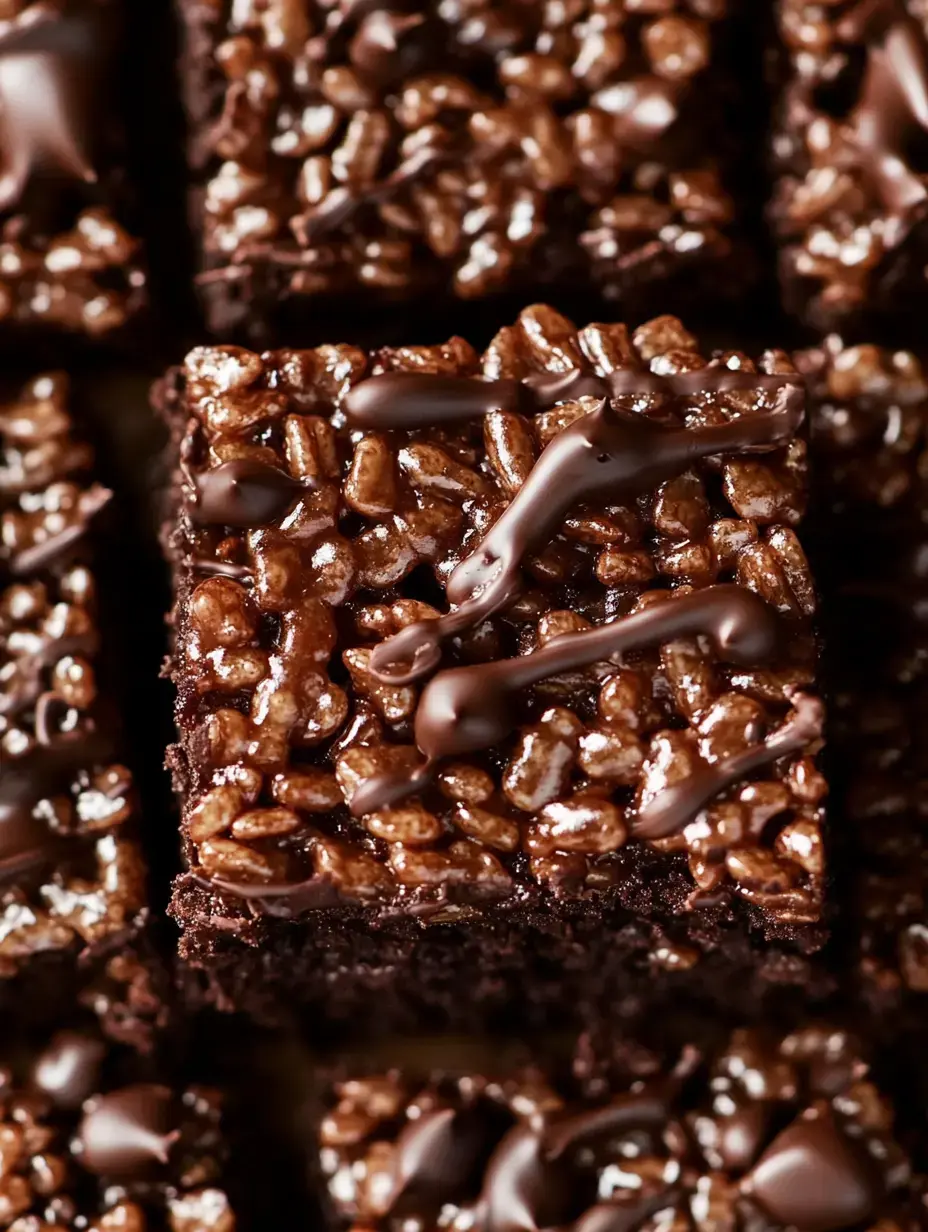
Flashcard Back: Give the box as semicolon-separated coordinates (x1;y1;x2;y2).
0;371;148;1005
311;1024;923;1232
0;1019;237;1230
798;336;928;1004
163;305;827;1027
0;0;145;340
771;0;928;332
181;0;746;340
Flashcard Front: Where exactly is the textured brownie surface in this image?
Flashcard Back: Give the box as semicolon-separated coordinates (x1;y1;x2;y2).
0;1;146;339
771;1;928;332
163;305;826;964
0;372;147;976
314;1024;924;1232
0;1021;235;1230
182;0;744;338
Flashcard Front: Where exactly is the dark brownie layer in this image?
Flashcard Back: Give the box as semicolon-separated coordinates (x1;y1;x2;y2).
0;1;146;341
161;305;829;1025
180;0;748;340
770;0;928;333
311;1024;924;1232
0;371;148;988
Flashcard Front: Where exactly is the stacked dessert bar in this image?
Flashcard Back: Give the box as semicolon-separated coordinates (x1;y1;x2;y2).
180;0;751;338
161;307;830;1025
2;0;928;1226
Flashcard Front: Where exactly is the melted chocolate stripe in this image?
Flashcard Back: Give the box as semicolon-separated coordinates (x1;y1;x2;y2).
633;692;823;839
351;586;781;816
186;556;253;580
542;1092;669;1159
369;387;803;686
0;5;100;211
191;459;308;527
567;1193;680;1232
479;1090;675;1232
295;144;444;243
76;1085;180;1178
836;5;928;222
343;367;805;429
9;483;111;575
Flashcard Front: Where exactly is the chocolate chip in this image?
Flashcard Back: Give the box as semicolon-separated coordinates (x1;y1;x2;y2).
744;1108;879;1232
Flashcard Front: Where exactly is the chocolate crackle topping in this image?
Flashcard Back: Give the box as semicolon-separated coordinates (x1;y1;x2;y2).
170;306;825;927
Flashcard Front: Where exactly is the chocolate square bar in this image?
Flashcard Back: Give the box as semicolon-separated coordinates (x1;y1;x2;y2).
833;589;928;1004
181;0;748;341
161;304;827;1027
0;370;149;1014
311;1025;924;1232
799;336;928;1004
0;0;146;341
0;1019;238;1230
771;0;928;332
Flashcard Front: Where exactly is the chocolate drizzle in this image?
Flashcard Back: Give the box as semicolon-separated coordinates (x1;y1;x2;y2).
383;1105;498;1221
76;1084;180;1179
294;144;444;243
0;2;99;210
477;1091;675;1232
349;370;804;686
9;482;110;575
743;1106;880;1232
634;691;824;839
349;585;785;817
342;366;805;431
192;459;308;527
837;0;928;229
0;701;113;880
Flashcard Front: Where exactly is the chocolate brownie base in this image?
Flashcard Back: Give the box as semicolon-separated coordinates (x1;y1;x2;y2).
308;1024;927;1232
172;869;834;1033
160;305;829;1027
180;1;752;343
0;2;146;344
770;1;928;334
